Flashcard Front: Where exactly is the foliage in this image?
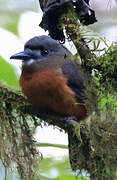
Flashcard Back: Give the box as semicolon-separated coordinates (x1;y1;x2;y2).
0;84;42;180
72;114;117;180
0;56;19;88
86;43;117;113
39;157;89;180
59;5;117;180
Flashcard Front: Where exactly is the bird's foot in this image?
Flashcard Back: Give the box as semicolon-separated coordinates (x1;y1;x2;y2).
64;115;78;130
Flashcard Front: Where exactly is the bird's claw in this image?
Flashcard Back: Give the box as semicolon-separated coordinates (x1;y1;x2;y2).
64;115;78;129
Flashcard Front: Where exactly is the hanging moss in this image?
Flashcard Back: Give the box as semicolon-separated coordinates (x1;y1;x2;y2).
71;114;117;180
0;84;42;180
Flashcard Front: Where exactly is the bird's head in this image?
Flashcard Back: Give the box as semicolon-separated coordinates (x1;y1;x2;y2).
10;35;71;72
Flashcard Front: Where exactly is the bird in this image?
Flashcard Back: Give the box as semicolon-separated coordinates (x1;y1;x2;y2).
10;35;87;170
10;35;87;121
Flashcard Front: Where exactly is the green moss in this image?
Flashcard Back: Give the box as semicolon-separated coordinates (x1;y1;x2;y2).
59;5;117;180
70;114;117;180
0;84;41;180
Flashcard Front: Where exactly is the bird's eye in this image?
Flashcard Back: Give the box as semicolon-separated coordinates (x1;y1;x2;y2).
41;49;48;56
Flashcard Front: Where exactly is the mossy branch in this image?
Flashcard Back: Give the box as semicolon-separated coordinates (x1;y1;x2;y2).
35;142;68;149
60;4;97;66
0;84;70;130
59;4;117;180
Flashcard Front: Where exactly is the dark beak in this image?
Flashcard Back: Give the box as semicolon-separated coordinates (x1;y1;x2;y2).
10;51;32;61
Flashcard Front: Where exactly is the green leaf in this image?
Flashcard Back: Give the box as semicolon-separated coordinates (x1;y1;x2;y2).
39;175;52;180
55;175;75;180
55;175;88;180
38;157;89;180
0;56;19;88
39;157;70;176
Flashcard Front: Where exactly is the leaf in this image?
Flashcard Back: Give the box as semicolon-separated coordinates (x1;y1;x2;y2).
55;175;88;180
0;56;19;88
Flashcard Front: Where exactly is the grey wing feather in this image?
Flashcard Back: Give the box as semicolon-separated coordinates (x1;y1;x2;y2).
62;62;86;100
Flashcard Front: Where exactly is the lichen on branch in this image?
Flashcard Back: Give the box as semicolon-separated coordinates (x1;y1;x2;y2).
59;5;117;180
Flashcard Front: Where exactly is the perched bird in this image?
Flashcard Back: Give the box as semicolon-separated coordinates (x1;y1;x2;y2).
10;35;87;170
10;35;87;121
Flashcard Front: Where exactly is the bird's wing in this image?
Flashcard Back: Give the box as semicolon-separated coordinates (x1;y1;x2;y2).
62;62;86;100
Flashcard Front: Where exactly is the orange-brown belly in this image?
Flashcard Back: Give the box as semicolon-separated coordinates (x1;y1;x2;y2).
20;69;87;120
